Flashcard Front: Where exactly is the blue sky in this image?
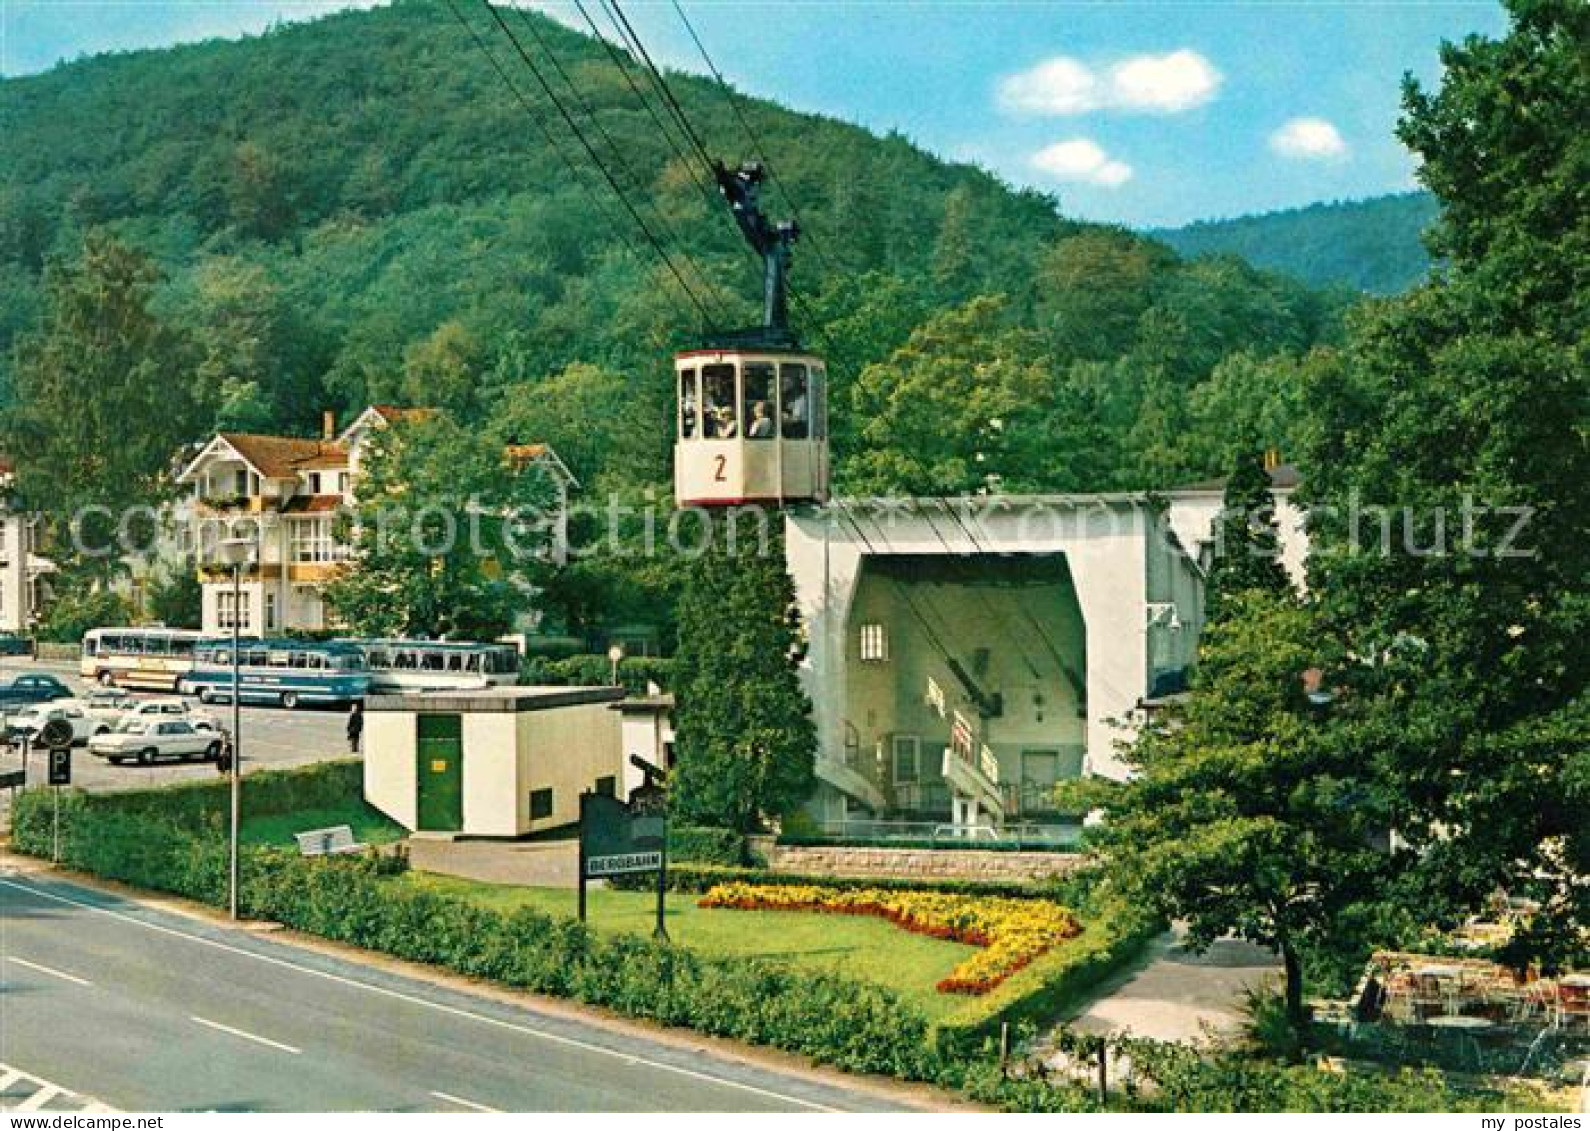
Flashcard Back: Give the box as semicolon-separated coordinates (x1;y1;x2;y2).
0;0;1508;227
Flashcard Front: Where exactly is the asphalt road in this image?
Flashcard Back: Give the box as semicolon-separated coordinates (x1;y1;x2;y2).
1;658;348;801
0;870;918;1113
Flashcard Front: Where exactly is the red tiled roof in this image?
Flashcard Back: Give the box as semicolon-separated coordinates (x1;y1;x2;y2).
219;433;349;478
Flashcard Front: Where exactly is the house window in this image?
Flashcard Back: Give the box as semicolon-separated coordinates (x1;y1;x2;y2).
217;590;251;630
264;591;277;631
233;469;251;498
307;472;322;495
292;517;340;563
529;788;554;820
859;623;889;662
892;735;920;783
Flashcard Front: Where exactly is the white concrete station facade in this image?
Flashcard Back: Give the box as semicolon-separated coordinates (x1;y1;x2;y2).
784;486;1299;834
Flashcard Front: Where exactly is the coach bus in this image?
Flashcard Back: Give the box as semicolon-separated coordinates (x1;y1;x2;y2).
80;627;203;691
180;638;371;709
349;638;521;693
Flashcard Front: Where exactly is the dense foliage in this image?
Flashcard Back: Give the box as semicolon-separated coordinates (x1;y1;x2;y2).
1154;193;1439;295
669;514;815;831
1296;0;1589;968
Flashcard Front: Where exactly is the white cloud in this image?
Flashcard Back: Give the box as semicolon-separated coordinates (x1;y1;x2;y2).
997;57;1101;115
1269;117;1349;160
1107;50;1223;113
998;50;1221;116
1030;139;1133;187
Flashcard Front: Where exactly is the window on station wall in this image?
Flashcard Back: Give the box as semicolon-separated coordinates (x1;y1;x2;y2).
529;787;554;819
858;622;889;662
594;775;617;798
742;363;776;440
678;367;698;439
780;364;809;439
702;364;737;438
810;366;828;440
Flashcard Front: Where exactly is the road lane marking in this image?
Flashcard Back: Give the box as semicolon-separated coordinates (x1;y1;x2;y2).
0;1063;114;1114
13;1085;61;1111
189;1015;302;1054
5;955;94;987
431;1090;502;1113
0;876;841;1112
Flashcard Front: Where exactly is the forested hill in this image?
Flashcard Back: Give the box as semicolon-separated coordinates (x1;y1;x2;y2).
1151;193;1439;294
2;0;1351;505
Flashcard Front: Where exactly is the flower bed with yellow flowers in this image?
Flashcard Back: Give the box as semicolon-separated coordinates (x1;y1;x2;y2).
698;881;1083;995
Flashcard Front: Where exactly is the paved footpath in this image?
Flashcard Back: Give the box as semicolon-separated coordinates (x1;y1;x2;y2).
0;868;934;1113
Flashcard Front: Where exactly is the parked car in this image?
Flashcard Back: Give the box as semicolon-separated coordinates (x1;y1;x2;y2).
4;701;98;746
0;673;72;714
88;717;222;765
83;693;217;732
0;634;33;657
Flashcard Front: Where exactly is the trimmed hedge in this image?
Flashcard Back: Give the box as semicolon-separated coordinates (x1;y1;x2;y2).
652;862;1072;901
520;654;675;694
666;826;749;866
52;759;364;830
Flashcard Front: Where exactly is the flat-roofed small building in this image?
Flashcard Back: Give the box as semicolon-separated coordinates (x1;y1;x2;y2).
363;686;625;838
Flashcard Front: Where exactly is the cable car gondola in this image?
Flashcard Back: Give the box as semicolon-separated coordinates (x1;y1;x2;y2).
674;163;829;507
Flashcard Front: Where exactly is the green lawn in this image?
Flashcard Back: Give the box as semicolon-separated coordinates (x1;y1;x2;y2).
408;872;982;1020
241;804;406;849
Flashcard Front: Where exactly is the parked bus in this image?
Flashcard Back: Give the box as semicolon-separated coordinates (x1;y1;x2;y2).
180;639;371;709
350;639;521;693
80;627;203;691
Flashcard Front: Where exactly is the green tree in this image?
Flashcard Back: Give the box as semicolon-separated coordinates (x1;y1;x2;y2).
399;321;486;418
35;583;132;644
1089;591;1389;1030
1301;0;1590;961
847;296;1095;495
1204;450;1292;624
669;514;816;832
492;361;666;491
3;233;201;573
144;564;203;628
324;415;554;638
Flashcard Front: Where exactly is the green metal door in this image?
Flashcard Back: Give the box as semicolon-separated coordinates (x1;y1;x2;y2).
416;714;463;832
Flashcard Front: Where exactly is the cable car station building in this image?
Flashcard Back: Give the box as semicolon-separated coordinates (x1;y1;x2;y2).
784;495;1209;832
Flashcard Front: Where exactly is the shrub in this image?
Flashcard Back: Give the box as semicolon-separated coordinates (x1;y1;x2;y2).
656;862;1072;901
519;654;675;693
666;826;748;866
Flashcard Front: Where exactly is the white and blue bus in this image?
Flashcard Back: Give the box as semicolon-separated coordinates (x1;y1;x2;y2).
348;639;521;693
180;639;371;709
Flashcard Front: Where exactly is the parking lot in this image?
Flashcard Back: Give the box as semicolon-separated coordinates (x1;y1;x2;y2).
1;656;351;801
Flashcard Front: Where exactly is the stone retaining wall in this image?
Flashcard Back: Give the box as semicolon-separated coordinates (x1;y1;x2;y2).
769;843;1085;883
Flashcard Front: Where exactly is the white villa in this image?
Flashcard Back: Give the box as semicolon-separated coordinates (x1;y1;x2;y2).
176;406;573;637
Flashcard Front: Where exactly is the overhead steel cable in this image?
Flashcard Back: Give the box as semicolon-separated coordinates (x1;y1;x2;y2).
668;0;836;274
570;0;722;215
505;2;720;304
479;0;716;329
606;0;718;177
442;0;657;276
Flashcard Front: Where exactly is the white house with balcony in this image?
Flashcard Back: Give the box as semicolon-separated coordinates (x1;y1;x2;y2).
176;407;572;637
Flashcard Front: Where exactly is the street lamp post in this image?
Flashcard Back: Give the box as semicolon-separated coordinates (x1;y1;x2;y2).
212;536;254;921
607;643;625;688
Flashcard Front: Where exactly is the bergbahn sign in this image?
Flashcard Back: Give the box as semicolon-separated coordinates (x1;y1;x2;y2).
578;779;669;939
